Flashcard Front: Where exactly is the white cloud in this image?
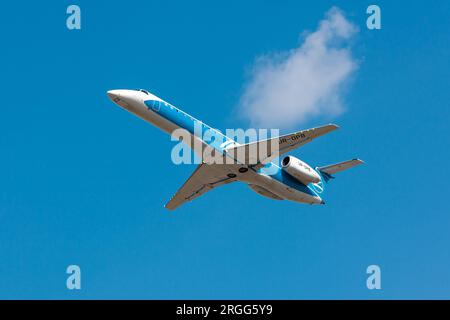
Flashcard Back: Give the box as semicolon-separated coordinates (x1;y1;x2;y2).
238;7;358;129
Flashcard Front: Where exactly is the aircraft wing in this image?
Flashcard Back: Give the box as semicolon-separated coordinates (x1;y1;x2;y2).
225;124;339;167
165;163;238;210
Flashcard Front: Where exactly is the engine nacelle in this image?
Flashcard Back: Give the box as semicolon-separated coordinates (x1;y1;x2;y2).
281;156;321;185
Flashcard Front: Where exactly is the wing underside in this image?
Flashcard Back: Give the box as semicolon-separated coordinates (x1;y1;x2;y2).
225;124;339;168
165;163;238;210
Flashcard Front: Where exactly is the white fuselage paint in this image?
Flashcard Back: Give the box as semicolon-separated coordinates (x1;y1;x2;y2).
107;89;322;205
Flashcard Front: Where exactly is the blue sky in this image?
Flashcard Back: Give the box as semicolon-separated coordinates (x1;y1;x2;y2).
0;0;449;299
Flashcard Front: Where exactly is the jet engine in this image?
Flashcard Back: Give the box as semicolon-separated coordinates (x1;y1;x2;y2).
281;156;321;185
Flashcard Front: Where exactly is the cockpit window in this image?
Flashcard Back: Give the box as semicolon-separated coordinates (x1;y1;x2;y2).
133;89;149;95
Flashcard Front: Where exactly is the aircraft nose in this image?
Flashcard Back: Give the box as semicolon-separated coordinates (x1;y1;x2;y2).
107;89;133;108
107;90;121;101
107;89;142;108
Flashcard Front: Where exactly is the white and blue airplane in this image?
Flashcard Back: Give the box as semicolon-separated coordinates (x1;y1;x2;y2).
107;89;363;210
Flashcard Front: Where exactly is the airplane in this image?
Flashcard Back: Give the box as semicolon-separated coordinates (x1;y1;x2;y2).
107;89;363;210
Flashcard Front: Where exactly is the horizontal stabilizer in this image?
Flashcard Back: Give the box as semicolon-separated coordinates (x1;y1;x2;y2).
318;159;364;175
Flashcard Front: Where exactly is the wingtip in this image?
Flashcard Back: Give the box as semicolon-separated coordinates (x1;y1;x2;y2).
164;203;175;211
329;123;340;129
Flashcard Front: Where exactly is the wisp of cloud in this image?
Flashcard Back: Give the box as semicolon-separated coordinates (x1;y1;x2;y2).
238;7;358;129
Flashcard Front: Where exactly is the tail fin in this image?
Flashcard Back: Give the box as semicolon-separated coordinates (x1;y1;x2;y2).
317;159;364;181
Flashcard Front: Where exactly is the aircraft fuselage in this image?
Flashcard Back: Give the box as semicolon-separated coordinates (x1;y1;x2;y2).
107;89;324;205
